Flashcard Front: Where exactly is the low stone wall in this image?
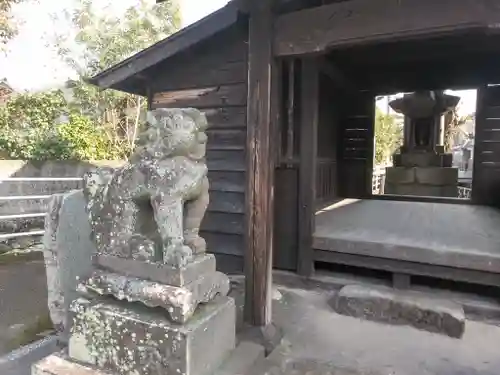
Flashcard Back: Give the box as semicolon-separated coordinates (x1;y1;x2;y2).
0;160;125;240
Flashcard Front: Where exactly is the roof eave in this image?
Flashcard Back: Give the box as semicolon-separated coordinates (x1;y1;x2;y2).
89;2;240;92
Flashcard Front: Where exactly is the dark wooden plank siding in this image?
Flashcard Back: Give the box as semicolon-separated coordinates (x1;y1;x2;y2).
473;85;500;206
316;72;340;204
338;91;375;198
152;84;247;109
148;26;248;269
298;58;319;276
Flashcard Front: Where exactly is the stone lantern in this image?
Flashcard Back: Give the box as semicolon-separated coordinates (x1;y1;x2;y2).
384;90;460;197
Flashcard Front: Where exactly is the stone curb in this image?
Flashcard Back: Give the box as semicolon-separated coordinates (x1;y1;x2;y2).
331;284;466;339
0;336;59;375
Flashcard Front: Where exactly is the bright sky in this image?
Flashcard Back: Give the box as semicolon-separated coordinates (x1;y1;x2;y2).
0;0;229;92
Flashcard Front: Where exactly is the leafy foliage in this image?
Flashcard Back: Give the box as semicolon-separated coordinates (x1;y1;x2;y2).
0;0;24;50
444;108;472;152
52;0;180;77
0;90;123;160
374;109;403;165
48;0;180;158
0;0;181;160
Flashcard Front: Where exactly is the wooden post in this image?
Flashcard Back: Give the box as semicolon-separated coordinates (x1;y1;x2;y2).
298;57;319;277
244;0;277;326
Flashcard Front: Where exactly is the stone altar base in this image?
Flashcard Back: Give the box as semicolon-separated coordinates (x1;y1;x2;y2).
385;166;458;198
34;296;236;375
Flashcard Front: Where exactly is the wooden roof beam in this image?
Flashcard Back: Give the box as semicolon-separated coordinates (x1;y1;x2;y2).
274;0;500;57
319;57;355;91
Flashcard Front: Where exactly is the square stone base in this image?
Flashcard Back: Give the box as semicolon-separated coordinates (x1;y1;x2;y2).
384;166;458;198
66;296;235;375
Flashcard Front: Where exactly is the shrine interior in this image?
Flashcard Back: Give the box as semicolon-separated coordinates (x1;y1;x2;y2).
286;32;500;293
372;89;476;201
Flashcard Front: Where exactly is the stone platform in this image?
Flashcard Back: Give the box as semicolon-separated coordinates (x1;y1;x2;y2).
314;199;500;287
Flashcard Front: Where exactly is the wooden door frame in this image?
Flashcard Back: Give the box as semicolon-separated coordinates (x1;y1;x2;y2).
297;57;320;277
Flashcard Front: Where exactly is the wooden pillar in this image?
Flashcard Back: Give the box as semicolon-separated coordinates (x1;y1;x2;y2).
244;0;277;326
298;58;319;277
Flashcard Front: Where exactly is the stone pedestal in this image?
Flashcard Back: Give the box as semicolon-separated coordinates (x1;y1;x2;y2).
33;257;235;375
68;297;235;375
385;152;458;198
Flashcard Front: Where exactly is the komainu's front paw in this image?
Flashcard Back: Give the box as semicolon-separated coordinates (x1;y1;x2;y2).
185;235;206;255
164;244;193;268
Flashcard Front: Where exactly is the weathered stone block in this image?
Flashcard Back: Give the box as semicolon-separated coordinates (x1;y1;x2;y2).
385;183;452;197
43;190;96;339
442;185;458;197
68;296;236;375
401;152;441;167
78;269;230;323
385;167;415;184
415;167;458;185
94;253;216;287
331;285;465;338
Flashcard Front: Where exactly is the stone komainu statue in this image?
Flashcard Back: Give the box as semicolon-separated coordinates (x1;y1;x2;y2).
83;108;209;267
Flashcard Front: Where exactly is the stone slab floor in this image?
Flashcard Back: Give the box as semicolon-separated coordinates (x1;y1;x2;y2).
314;199;500;272
267;283;500;375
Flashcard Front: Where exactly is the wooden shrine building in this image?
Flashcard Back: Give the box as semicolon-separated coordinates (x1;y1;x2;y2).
90;0;500;326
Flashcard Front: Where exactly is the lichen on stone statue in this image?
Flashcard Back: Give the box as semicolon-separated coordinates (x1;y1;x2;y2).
83;108;210;268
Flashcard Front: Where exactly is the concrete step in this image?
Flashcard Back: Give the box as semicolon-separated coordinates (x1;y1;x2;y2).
330;284;466;338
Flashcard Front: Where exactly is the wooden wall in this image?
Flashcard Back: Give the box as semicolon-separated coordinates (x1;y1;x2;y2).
337;91;375;198
473;85;500;207
149;25;248;273
316;73;340;205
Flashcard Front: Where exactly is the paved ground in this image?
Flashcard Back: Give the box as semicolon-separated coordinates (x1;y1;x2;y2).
0;260;49;355
271;283;500;375
314;199;500;272
3;274;500;374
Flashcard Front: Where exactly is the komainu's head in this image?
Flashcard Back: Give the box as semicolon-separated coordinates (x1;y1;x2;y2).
133;108;208;162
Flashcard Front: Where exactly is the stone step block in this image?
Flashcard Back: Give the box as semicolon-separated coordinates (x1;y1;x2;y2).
330;284;465;338
401;152;442;167
385;167;415;184
385;167;458;186
415;167;458;185
385;183;457;197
